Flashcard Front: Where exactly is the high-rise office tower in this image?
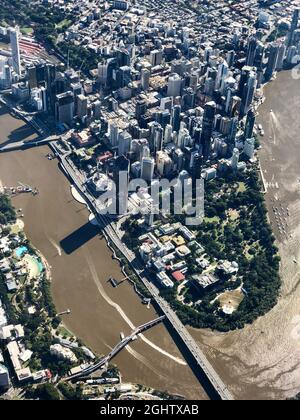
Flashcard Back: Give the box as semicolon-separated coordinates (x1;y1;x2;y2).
98;63;108;85
113;155;130;215
286;45;297;65
76;94;88;119
231;148;240;170
55;91;74;124
109;122;119;148
156;151;172;176
200;101;216;161
171;104;181;132
246;36;258;67
93;100;101;120
244;108;256;139
118;65;131;88
167;73;182;97
28;66;38;90
276;42;287;71
191;152;203;179
150;50;163;67
287;9;300;47
204;46;213;62
135;99;147;121
164;124;173;144
253;42;265;70
226;50;235;68
243;138;255;160
240;68;257;117
229;116;239;145
141;68;150;91
10;27;21;76
141;157;155;182
215;60;229;91
189;72;199;92
265;43;279;81
118;131;132;156
153;125;163;153
238;66;252;97
117;48;131;67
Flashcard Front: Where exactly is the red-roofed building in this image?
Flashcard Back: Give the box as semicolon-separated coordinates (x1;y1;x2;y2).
171;271;185;282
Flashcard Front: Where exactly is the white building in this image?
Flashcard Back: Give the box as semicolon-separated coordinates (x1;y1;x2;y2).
50;344;78;363
243;137;255;160
141;156;155;182
167;73;182;97
9;27;21;76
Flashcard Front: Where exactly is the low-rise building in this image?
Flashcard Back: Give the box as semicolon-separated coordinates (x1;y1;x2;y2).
176;245;191;258
191;273;219;292
0;324;24;341
156;271;174;288
50;344;78;363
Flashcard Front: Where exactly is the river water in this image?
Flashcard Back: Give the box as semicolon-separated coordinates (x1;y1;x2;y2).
0;107;207;400
190;70;300;400
0;69;299;400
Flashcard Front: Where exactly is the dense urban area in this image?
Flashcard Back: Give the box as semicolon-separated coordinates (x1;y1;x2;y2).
0;0;300;401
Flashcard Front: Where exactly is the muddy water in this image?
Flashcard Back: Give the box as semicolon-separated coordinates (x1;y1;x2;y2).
190;70;300;400
2;69;299;400
0;108;207;399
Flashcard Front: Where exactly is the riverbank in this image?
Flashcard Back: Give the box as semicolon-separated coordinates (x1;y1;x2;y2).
1;66;299;399
0;114;207;399
0;194;96;385
189;69;300;400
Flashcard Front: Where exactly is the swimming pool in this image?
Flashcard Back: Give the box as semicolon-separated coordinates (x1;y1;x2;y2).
37;260;44;273
15;246;28;258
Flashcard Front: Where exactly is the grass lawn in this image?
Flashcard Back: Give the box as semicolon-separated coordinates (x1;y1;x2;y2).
21;27;33;35
237;181;247;193
204;216;220;224
58;325;73;338
56;19;72;30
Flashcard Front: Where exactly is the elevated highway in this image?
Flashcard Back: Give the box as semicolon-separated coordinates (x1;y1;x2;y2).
54;144;234;400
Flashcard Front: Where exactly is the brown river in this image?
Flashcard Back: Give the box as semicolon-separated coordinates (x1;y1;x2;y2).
0;69;299;400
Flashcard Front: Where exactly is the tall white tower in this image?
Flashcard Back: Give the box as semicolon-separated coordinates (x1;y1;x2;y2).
141;157;155;182
10;27;21;76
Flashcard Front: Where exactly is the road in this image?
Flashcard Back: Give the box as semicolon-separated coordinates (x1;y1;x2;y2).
51;142;234;400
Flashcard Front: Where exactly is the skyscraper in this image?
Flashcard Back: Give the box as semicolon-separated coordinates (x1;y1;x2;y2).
10;27;21;76
171;104;181;132
243;138;255;160
200;101;216;161
76;94;88;119
231;148;240;170
167;73;182;97
118;131;132;156
244;108;256;139
215;60;229;91
150;50;163;67
141;157;155;182
246;36;258;67
141;68;150;91
276;42;286;71
240;68;257;117
55;91;74;124
265;43;279;81
113;155;130;215
287;9;300;47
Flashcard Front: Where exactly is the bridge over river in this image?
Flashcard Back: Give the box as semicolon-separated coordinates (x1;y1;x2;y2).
66;316;166;381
